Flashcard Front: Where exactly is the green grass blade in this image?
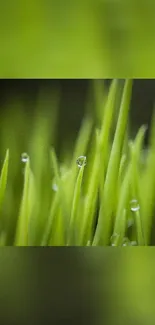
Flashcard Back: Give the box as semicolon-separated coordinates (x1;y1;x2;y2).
129;127;146;245
41;194;59;246
0;149;9;214
113;163;131;246
71;116;93;168
14;159;30;246
69;116;93;187
42;164;73;246
48;209;65;246
79;80;119;245
93;79;107;126
140;111;155;244
27;170;37;245
50;148;69;243
93;79;133;246
79;132;100;245
99;79;119;196
111;208;127;246
112;127;146;246
117;154;127;203
130;126;147;199
67;165;85;245
63;117;93;219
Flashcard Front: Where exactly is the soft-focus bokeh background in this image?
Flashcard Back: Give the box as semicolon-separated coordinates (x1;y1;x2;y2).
0;249;155;325
0;0;155;77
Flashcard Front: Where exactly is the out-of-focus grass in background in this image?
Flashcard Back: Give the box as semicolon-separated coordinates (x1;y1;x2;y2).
1;0;155;77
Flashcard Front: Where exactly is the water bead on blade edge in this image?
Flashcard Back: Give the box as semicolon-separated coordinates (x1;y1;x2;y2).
130;199;140;212
122;237;131;246
110;233;120;246
52;182;58;192
21;152;29;163
76;156;87;168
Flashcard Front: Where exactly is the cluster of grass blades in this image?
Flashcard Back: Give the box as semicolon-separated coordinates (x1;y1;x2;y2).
0;79;154;246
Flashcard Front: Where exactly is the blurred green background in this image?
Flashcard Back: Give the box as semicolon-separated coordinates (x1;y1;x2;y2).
0;249;155;325
1;0;155;77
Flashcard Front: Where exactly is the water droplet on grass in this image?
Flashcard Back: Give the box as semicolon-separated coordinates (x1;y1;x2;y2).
52;182;58;192
76;156;87;168
130;199;140;212
110;233;120;246
21;152;29;163
122;237;131;246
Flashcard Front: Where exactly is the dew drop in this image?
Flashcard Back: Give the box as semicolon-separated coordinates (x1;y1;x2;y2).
110;233;120;246
21;152;29;163
130;199;140;212
52;182;58;192
76;156;87;168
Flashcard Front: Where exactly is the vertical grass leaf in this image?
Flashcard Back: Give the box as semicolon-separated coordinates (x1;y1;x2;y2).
93;79;133;246
14;159;30;246
0;149;9;214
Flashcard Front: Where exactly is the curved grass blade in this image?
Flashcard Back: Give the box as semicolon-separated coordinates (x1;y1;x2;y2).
111;209;127;246
111;126;146;246
59;117;93;226
79;130;101;245
93;79;107;126
69;116;93;195
50;148;69;243
41;165;72;246
71;116;93;168
0;149;9;214
117;154;127;202
112;162;131;246
48;209;65;246
140;111;155;244
130;127;146;246
112;128;145;246
130;126;147;199
27;170;37;246
14;159;30;246
93;79;133;246
68;164;85;245
41;193;59;246
99;79;119;197
80;80;119;245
